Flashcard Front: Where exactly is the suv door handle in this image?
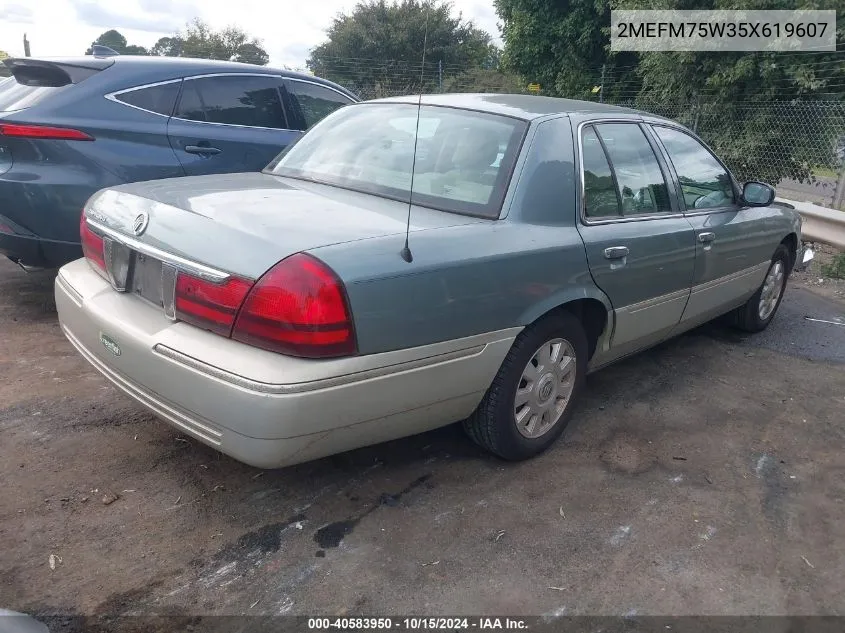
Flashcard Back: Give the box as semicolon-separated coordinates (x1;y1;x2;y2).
604;246;629;259
184;145;222;155
698;232;716;243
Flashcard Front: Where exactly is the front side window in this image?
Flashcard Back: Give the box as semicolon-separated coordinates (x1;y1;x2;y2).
288;80;354;129
594;123;672;216
267;103;528;218
653;125;735;210
114;81;180;116
175;75;287;129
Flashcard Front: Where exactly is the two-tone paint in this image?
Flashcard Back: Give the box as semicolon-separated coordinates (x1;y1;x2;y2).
55;94;804;468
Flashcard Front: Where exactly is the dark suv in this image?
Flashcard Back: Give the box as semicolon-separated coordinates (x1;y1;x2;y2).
0;55;359;268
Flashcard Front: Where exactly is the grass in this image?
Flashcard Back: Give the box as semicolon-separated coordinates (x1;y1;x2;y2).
812;166;841;180
821;252;845;280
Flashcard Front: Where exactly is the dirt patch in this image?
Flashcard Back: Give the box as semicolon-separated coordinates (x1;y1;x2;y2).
599;432;657;475
2;257;845;617
792;242;845;303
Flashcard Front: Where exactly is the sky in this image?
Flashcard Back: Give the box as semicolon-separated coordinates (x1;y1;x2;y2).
0;0;503;69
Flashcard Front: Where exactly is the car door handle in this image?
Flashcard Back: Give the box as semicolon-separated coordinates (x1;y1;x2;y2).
698;232;716;244
184;145;222;155
603;246;629;259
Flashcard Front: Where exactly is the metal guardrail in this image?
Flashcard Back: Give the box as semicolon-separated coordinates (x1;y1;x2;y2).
776;197;845;250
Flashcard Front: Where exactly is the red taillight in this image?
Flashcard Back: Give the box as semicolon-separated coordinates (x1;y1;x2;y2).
232;253;356;358
174;272;253;336
79;210;106;272
0;123;94;141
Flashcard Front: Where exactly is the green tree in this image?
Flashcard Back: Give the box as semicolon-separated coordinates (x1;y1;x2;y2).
495;0;639;99
150;36;183;57
308;0;498;95
624;0;844;183
495;0;845;184
85;29;148;55
149;19;269;65
442;67;525;93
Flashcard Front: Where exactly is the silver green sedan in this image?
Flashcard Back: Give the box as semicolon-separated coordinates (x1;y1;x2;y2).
55;94;812;469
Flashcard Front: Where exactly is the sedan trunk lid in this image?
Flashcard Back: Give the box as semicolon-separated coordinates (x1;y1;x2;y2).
85;171;485;280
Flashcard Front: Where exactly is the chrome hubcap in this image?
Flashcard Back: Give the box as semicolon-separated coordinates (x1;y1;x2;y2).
758;260;785;321
514;338;577;439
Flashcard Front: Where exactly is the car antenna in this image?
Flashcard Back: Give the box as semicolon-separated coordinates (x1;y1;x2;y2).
400;2;430;264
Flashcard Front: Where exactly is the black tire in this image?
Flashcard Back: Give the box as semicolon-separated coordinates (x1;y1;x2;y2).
463;311;588;461
732;244;791;333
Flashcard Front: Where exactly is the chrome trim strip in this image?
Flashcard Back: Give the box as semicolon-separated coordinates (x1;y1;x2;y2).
152;342;489;395
184;71;285;80
683;207;741;218
582;212;685;225
690;262;769;294
613;263;767;312
104;78;183;118
624;287;690;313
169;116;299;132
285;76;358;101
86;218;231;283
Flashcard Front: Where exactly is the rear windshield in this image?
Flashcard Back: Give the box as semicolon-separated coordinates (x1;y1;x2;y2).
266;103;528;218
0;77;64;112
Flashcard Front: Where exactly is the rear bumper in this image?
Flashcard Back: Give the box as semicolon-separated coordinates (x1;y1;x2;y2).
55;259;518;468
0;229;81;268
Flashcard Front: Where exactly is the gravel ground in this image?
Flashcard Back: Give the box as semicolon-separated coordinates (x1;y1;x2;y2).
1;255;844;623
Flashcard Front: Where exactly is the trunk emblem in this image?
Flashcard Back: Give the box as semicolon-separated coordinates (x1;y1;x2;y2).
133;212;149;236
100;333;122;357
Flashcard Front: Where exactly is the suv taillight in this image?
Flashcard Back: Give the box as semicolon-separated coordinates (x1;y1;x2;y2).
79;210;106;273
231;253;357;358
0;123;94;141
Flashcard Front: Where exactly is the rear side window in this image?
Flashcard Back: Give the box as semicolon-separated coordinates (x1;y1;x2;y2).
175;81;205;121
582;126;621;218
0;77;63;112
175;75;288;129
114;81;180;116
592;123;672;217
287;80;353;129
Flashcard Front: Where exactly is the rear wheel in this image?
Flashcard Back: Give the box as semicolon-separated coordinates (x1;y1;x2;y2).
464;312;587;461
732;244;790;332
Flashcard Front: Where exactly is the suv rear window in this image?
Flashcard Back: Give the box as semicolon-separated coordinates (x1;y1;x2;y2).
114;81;181;116
0;77;64;112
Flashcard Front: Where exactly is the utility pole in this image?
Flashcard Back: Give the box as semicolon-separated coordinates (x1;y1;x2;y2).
438;60;442;93
832;165;845;211
692;93;701;134
599;64;605;103
23;33;31;57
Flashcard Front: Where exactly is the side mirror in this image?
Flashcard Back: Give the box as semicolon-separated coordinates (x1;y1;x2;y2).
742;181;775;207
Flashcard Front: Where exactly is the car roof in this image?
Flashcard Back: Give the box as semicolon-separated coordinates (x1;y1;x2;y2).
368;93;648;121
21;55;316;79
7;55;355;97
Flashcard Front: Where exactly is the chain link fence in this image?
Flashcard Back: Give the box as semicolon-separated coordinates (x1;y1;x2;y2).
602;98;845;210
310;58;845;210
2;50;842;208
